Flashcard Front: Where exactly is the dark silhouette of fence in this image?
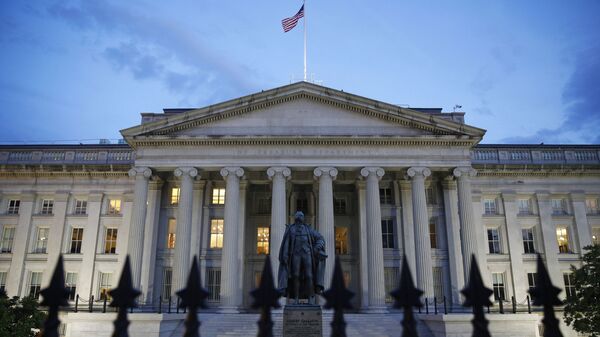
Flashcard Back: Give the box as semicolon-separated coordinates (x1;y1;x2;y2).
36;253;564;337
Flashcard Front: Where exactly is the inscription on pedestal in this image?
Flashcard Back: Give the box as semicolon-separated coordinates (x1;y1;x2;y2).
283;305;322;337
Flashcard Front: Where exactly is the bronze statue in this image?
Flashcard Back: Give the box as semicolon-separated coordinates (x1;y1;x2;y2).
278;211;327;304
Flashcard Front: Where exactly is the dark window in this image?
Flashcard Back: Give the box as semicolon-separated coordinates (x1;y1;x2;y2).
379;188;393;204
334;198;346;215
381;219;395;249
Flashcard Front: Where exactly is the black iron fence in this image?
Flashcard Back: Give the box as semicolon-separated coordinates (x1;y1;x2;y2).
36;253;565;337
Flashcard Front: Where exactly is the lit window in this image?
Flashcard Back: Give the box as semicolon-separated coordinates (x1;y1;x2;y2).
527;272;537;294
162;268;172;300
108;199;121;215
384;267;399;303
381;219;395;249
7;199;20;215
429;222;438;249
556;227;570;253
166;219;176;249
98;272;112;300
379;188;393;204
210;219;224;249
65;272;78;300
487;228;501;254
212;188;225;205
0;226;15;253
257;226;270;255
206;268;221;302
0;271;7;292
484;199;497;215
104;228;118;254
522;228;536;254
551;199;567;215
171;187;180;205
70;228;84;254
334;198;346;215
592;227;600;245
74;199;87;215
518;199;531;215
335;227;348;255
586;198;600;215
492;272;506;301
29;271;43;299
563;273;575;299
41;199;54;215
34;227;49;253
433;267;444;300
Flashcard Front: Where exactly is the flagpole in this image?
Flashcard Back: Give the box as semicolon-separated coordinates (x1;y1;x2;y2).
303;0;307;81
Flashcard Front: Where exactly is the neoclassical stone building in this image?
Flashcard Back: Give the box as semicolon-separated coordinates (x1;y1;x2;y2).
0;82;599;312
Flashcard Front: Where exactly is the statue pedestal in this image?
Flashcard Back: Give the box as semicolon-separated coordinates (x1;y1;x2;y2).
283;304;322;337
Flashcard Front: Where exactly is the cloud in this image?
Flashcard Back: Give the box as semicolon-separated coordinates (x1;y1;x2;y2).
103;43;164;80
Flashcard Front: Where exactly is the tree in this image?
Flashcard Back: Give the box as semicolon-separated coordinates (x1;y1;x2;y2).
563;244;600;337
0;294;46;337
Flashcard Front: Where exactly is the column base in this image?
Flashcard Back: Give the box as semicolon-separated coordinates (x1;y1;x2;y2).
218;306;240;314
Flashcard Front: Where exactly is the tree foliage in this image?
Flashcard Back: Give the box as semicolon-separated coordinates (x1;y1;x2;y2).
563;244;600;337
0;294;46;337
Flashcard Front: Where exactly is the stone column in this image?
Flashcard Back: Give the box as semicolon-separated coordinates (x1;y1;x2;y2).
453;167;482;280
502;191;527;302
267;166;291;287
442;177;465;305
314;167;338;288
172;167;198;293
355;180;369;309
407;167;434;299
571;192;592;250
399;179;417;283
127;167;152;289
219;167;244;312
140;178;163;303
536;192;562;290
360;167;387;311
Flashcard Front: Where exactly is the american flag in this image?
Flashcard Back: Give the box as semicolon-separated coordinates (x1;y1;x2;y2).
281;5;304;32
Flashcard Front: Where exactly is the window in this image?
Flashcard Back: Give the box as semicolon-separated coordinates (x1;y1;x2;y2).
381;219;395;249
7;199;20;215
206;268;221;302
551;198;567;215
69;228;84;254
41;199;54;215
593;227;600;245
65;272;77;300
335;227;349;255
212;188;225;205
257;226;270;255
379;188;393;204
487;228;501;254
170;187;180;205
522;228;536;254
257;198;271;214
98;272;112;300
34;227;49;253
429;222;438;249
334;198;346;215
484;199;497;215
384;267;400;303
556;227;570;253
108;199;121;215
0;271;6;292
492;272;506;301
210;219;224;249
104;228;118;254
296;197;308;214
518;199;532;215
29;272;43;299
586;198;600;215
74;199;87;215
0;226;15;253
162;268;172;300
167;219;176;249
527;272;537;294
563;273;575;299
426;187;436;205
433;267;444;300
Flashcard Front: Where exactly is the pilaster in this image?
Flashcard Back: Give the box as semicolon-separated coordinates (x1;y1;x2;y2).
570;192;592;250
77;192;104;299
6;192;35;296
536;192;563;290
501;191;527;302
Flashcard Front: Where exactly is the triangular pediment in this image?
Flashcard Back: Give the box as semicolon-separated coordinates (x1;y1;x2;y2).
121;82;485;145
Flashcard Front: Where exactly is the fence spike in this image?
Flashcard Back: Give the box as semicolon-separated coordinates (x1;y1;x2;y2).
176;256;209;337
250;255;281;337
323;256;354;337
529;254;564;337
461;255;493;337
391;256;423;337
108;256;141;337
40;255;70;337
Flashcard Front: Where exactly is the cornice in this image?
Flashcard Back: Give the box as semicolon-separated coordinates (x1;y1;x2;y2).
0;171;131;178
475;169;600;177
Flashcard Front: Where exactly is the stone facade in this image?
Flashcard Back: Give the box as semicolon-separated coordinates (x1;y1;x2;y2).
0;82;599;316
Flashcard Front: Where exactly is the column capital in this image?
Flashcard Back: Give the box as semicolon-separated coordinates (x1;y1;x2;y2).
442;176;457;190
313;167;338;180
174;167;199;179
453;166;476;178
267;166;291;180
407;167;431;178
220;167;244;179
128;167;152;178
360;167;385;180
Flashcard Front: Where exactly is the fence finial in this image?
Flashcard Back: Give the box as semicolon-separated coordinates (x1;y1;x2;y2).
176;256;209;337
250;255;281;337
109;256;141;337
530;254;564;337
323;256;354;337
40;255;70;337
391;255;423;337
461;255;492;337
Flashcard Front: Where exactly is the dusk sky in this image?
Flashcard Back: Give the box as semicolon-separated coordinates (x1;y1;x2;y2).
1;1;599;145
